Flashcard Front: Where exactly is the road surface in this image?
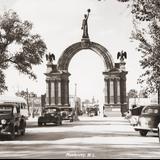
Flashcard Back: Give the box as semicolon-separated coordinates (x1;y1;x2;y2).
0;116;160;159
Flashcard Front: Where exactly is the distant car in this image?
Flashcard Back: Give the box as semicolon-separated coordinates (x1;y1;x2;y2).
134;105;160;136
0;103;27;140
38;107;62;126
60;107;74;122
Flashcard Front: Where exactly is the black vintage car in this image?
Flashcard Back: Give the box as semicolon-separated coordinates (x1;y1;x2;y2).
0;103;27;140
60;107;74;122
134;105;160;136
38;107;62;126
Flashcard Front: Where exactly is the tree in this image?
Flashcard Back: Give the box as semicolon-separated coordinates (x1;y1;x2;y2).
115;0;160;94
128;89;138;98
16;90;38;116
139;89;148;98
0;10;47;93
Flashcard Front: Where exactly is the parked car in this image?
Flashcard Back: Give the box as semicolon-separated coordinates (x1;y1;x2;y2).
60;107;74;122
158;123;160;142
0;103;27;140
127;105;145;126
134;105;160;136
38;107;62;126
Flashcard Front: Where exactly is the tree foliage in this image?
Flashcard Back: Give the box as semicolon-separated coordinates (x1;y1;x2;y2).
116;0;160;93
128;89;138;98
0;10;47;93
16;90;37;99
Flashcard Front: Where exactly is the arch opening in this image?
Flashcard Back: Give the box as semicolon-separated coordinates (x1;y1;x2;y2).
69;49;104;116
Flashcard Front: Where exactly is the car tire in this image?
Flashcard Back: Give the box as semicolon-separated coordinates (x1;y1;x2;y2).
20;121;26;136
56;119;61;126
10;126;15;140
21;128;26;136
56;121;60;126
38;122;42;126
139;130;148;136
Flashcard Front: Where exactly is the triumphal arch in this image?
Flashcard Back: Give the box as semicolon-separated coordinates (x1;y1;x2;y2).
44;10;128;116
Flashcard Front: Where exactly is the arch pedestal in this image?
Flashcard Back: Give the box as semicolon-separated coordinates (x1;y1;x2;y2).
44;40;128;116
45;63;70;107
103;68;128;116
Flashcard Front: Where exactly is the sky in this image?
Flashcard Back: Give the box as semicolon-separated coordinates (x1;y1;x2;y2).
0;0;143;102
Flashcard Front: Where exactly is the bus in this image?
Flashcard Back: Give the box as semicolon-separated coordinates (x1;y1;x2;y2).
0;95;28;117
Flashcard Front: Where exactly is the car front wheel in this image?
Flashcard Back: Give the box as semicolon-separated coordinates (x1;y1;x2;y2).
139;130;148;136
56;118;61;126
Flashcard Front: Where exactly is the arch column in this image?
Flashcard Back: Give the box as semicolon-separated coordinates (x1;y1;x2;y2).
61;73;70;106
120;71;128;116
46;80;50;106
57;80;62;105
50;81;55;105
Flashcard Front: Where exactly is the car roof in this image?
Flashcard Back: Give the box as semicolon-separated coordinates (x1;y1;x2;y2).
45;107;60;109
143;105;160;109
0;103;16;106
0;96;27;104
60;107;72;110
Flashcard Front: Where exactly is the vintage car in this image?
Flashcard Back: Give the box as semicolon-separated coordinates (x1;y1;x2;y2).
127;105;145;126
60;107;74;122
0;103;27;140
87;107;99;117
38;107;62;126
134;105;160;136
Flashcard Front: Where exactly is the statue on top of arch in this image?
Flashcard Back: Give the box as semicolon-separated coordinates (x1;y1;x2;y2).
81;9;91;39
46;52;55;63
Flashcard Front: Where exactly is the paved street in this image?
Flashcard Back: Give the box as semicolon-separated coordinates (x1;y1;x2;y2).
0;116;160;159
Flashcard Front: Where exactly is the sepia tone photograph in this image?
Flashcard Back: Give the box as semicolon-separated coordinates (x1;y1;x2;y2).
0;0;160;159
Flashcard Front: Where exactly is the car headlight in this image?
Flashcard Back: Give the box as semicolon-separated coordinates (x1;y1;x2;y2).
1;119;7;125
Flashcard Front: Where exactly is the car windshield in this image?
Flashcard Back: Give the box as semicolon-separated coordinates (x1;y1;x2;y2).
143;107;160;114
45;108;57;114
0;105;13;114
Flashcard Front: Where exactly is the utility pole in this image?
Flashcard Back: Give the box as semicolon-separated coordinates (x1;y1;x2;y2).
26;88;30;117
74;83;79;121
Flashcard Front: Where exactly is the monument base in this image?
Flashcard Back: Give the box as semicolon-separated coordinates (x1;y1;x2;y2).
103;104;122;117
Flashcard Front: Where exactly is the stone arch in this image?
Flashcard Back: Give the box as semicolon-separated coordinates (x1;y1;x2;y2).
45;40;128;117
57;41;114;71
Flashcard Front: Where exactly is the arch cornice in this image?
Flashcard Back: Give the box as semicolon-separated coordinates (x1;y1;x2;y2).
57;41;114;71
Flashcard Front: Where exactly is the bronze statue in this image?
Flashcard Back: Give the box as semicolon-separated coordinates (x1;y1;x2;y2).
46;52;55;63
117;50;127;62
81;9;91;39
